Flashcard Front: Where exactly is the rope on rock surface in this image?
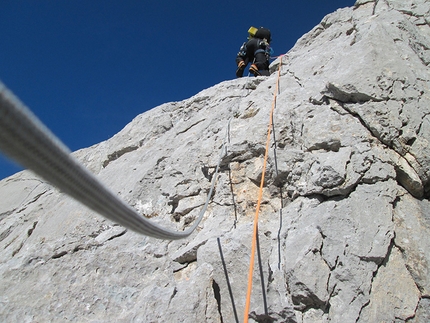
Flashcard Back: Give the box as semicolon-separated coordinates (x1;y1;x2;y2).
243;55;284;323
0;81;231;240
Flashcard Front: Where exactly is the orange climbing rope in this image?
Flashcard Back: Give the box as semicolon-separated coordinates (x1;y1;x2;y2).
243;56;284;323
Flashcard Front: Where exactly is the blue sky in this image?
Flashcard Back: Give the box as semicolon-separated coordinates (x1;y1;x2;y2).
0;0;355;180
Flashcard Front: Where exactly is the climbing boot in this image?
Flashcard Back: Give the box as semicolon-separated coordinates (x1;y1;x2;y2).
249;64;261;76
236;61;246;78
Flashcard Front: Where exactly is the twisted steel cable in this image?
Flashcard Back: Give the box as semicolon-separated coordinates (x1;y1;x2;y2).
0;82;228;239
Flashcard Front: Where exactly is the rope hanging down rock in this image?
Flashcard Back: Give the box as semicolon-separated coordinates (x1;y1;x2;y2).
0;82;229;240
243;55;284;323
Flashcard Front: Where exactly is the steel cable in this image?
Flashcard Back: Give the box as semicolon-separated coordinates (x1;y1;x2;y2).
0;82;230;240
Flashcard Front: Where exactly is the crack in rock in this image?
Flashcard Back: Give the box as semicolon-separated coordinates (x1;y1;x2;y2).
102;145;139;168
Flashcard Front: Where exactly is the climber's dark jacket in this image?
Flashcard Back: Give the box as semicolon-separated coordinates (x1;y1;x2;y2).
236;28;272;77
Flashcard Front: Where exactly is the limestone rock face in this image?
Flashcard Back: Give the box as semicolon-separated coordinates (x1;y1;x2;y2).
1;0;430;322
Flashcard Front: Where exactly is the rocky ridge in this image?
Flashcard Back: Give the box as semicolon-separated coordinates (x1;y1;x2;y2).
1;0;430;322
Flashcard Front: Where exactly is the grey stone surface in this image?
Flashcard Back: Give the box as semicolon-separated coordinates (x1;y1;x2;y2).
394;193;430;297
358;247;421;323
1;0;429;322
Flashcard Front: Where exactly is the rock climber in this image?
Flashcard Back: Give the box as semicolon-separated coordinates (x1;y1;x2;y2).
235;26;273;78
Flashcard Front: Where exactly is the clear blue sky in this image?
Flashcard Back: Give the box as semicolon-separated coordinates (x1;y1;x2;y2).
0;0;355;180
